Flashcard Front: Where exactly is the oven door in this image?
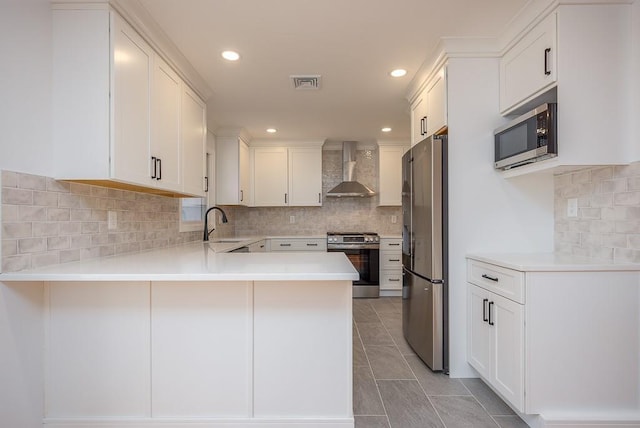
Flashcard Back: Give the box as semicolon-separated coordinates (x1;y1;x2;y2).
328;248;379;285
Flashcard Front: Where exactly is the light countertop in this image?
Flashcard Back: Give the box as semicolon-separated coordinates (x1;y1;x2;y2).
468;252;640;272
0;240;359;282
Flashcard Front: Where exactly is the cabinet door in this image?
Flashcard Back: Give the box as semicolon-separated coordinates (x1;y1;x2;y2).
378;146;406;206
500;12;557;113
491;293;524;412
239;139;250;205
467;285;492;380
151;56;182;192
288;147;322;206
252;147;288;206
111;14;153;186
426;69;447;136
410;91;427;146
181;86;206;197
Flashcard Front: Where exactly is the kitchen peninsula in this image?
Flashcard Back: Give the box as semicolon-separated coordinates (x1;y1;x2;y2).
0;241;358;428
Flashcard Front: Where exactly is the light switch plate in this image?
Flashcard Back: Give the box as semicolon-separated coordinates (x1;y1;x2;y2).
567;198;578;217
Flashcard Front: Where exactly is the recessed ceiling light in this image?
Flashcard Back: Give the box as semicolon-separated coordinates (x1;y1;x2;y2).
266;128;277;133
221;50;240;61
381;127;392;132
390;69;407;78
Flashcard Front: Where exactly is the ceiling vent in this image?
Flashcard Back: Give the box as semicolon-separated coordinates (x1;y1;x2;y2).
290;75;321;90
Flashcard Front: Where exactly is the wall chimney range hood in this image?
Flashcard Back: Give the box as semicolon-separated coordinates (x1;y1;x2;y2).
326;141;376;198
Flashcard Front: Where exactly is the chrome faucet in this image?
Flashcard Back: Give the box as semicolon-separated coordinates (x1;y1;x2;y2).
203;206;229;242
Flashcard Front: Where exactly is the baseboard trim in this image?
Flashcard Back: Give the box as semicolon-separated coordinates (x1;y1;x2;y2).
43;418;355;428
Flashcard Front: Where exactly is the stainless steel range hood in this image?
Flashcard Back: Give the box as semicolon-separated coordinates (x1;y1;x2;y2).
326;141;376;198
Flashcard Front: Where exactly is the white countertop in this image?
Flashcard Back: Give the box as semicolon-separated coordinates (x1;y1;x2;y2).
0;240;359;282
468;252;640;272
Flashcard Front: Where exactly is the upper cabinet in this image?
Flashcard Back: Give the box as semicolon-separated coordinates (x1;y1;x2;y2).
410;66;447;146
52;6;206;197
498;3;634;175
500;13;557;114
250;145;323;207
377;143;408;207
215;135;250;205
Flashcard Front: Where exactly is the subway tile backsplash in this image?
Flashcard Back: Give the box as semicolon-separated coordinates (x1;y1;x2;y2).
1;171;201;272
554;162;640;263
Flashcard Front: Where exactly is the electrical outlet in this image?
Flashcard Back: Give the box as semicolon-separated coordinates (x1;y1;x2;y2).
391;215;397;224
567;198;578;217
108;211;117;230
289;215;295;224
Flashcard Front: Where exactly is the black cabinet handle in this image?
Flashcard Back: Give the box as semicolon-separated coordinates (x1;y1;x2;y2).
204;176;209;192
488;301;494;326
389;259;400;262
481;274;499;282
240;190;244;202
151;156;157;179
156;158;162;180
318;193;321;203
389;278;400;282
279;243;291;247
285;193;288;204
306;243;318;246
482;298;488;322
544;48;551;76
389;243;400;246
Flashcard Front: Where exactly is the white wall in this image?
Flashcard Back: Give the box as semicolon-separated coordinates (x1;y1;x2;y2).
446;57;554;377
0;0;53;177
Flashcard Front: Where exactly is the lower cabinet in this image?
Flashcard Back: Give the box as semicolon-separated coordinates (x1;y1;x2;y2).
467;283;524;411
380;238;402;292
248;240;266;252
267;238;327;252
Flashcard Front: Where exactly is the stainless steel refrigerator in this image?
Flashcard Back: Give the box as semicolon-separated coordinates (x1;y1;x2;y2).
402;134;448;373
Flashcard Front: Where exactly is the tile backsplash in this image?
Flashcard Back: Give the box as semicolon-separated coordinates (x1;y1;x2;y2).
1;171;201;272
554;162;640;263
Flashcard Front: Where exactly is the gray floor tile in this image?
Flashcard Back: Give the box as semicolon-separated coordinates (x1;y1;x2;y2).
430;395;499;427
357;322;395;346
377;311;402;330
365;345;415;380
405;354;471;396
354;415;390;428
494;416;529;428
369;297;400;314
353;334;369;367
353;301;381;323
353;366;386;416
387;328;416;356
461;378;516;416
377;380;444;428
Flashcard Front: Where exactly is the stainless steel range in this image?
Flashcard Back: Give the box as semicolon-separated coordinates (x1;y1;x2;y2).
327;232;380;298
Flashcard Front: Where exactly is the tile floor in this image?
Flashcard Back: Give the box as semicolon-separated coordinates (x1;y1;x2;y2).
353;297;528;428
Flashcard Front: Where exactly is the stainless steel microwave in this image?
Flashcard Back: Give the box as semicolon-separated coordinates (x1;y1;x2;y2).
494;103;557;170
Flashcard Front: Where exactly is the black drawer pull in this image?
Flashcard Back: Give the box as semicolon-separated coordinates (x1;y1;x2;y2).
389;259;400;262
279;243;291;247
389;243;400;246
306;243;318;246
389;278;400;282
481;274;499;282
482;298;488;322
488;301;494;326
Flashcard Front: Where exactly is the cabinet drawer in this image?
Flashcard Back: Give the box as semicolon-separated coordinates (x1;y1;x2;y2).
467;259;524;304
380;271;402;290
380;251;402;270
269;238;327;252
380;239;402;251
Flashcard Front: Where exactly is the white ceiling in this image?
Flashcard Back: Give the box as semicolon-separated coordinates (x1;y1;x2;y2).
137;0;529;144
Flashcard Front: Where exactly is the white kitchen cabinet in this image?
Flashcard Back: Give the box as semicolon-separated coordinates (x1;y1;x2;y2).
250;145;322;207
288;147;322;206
410;89;428;146
500;12;557;113
379;238;402;292
425;67;447;137
409;65;447;146
268;238;327;252
467;255;640;424
377;145;407;206
216;135;250;205
251;147;288;206
181;85;207;197
248;240;266;252
151;55;182;193
52;6;206;197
